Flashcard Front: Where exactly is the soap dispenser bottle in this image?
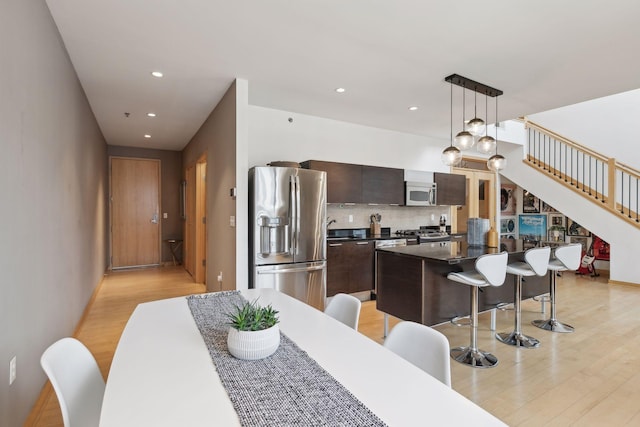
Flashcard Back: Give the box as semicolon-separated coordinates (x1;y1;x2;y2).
439;215;446;232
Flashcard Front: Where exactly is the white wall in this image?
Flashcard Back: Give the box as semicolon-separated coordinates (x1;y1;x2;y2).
528;89;640;169
248;106;450;171
0;1;108;424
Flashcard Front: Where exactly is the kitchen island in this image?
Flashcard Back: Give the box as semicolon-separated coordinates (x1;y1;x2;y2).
376;239;551;326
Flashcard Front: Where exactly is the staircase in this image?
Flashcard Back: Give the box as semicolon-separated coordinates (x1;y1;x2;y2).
499;120;640;286
524;120;640;228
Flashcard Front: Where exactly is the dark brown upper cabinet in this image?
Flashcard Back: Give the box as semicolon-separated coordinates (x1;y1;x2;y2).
362;166;404;205
301;160;362;204
301;160;402;205
434;172;466;205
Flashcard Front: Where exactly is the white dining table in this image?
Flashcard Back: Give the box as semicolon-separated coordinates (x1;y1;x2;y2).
100;288;506;426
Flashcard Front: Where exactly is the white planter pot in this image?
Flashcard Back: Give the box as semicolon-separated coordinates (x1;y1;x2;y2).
227;325;280;360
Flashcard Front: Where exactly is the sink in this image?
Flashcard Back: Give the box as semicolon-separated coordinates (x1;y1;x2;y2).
327;237;353;241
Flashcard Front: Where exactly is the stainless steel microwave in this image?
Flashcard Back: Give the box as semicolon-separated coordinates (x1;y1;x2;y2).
405;181;437;206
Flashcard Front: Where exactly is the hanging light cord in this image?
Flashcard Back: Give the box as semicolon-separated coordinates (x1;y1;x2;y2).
450;81;453;146
485;95;489;137
474;88;478;119
461;84;466;127
495;95;499;155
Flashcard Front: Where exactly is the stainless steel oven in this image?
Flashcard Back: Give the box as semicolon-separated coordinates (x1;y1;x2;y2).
405;181;437;206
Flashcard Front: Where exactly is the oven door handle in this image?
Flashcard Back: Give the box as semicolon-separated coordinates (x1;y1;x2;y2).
257;265;325;274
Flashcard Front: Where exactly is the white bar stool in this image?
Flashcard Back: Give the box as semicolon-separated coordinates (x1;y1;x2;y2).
496;246;550;349
532;243;581;333
447;251;508;368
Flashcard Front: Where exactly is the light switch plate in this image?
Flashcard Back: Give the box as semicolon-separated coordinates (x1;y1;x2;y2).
9;356;16;385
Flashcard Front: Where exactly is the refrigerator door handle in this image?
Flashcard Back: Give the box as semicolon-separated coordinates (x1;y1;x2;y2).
257;265;325;274
289;175;297;254
295;175;301;256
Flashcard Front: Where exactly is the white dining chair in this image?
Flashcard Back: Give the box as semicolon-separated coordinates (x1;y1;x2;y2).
384;321;452;387
40;337;105;427
324;293;362;330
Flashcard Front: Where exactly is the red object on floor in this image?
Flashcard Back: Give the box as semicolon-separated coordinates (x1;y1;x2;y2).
593;235;610;261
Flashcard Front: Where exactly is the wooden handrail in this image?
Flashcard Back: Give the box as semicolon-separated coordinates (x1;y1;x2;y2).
524;120;608;162
617;161;640;181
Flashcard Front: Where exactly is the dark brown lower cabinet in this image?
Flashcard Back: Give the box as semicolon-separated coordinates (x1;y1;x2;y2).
327;240;374;297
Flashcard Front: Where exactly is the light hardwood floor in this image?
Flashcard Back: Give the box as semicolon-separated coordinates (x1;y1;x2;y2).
27;267;640;426
25;267;206;427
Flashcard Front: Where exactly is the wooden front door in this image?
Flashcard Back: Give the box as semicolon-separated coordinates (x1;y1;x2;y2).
111;157;161;268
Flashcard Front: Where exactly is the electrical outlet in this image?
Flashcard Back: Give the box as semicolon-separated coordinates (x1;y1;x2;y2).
163;212;168;219
348;215;354;223
229;216;235;227
217;272;223;282
9;356;16;385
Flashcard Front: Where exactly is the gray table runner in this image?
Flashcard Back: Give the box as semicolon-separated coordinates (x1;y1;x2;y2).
187;291;387;427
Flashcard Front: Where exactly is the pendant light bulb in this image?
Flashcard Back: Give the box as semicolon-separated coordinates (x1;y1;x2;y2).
455;131;475;150
477;135;496;154
442;79;462;167
487;93;505;171
487;154;507;171
442;145;462;166
466;89;485;136
456;86;475;150
476;93;495;153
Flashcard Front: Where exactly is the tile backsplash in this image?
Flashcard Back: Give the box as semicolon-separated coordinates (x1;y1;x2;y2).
327;204;451;232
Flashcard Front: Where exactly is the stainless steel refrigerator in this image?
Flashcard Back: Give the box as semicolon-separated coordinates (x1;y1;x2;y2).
249;166;327;310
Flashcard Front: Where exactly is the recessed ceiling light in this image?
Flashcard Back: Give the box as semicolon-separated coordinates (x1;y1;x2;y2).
147;113;156;117
144;134;151;138
335;87;346;93
408;106;419;111
151;71;163;78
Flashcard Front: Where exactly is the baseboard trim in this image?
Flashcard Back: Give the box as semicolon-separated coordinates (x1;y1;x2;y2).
609;279;640;287
73;274;107;336
25;273;106;426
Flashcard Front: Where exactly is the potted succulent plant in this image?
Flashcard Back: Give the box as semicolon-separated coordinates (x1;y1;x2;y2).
226;300;280;360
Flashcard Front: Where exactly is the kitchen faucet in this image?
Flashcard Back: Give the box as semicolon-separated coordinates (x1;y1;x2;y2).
327;218;337;229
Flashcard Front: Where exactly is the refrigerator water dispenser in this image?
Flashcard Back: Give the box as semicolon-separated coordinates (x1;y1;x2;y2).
258;215;290;256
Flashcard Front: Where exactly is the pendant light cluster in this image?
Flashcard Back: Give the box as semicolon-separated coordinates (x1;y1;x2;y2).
442;74;505;171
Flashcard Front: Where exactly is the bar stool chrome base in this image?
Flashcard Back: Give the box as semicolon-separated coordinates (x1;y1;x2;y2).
450;346;498;368
496;331;540;348
531;318;574;333
450;316;472;327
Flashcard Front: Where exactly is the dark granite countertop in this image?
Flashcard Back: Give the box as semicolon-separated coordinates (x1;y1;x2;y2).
377;239;561;264
327;227;399;242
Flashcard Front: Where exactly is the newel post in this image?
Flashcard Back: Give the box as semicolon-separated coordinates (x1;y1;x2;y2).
607;158;616;210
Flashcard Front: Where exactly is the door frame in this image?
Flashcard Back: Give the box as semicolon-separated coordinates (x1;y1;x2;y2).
109;156;162;269
184;164;196;277
451;167;496;233
184;153;207;284
195;156;207;284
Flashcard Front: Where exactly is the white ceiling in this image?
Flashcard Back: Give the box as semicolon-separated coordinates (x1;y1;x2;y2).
45;0;640;151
